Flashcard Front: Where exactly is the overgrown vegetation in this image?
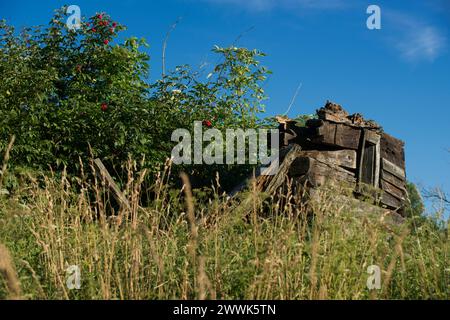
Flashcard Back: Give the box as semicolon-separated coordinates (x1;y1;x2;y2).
0;8;448;300
0;162;448;299
0;8;270;188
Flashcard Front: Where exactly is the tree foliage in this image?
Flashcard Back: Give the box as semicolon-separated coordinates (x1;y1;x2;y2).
0;7;271;187
405;182;425;218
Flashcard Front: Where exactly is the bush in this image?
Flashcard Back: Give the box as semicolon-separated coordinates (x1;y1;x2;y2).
0;10;155;170
0;8;271;189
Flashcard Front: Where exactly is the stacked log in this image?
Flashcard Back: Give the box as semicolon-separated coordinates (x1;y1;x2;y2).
288;150;357;188
277;101;408;215
379;133;407;209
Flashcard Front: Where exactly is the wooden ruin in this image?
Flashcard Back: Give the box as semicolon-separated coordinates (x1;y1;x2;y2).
94;101;409;221
275;101;408;216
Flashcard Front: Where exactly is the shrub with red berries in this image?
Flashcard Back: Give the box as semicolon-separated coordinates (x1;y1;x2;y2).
84;12;121;47
0;7;155;172
1;6;270;189
202;120;212;128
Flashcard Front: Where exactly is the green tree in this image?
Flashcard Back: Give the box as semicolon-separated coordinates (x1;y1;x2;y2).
1;8;272;189
0;9;158;172
150;46;271;188
405;182;425;218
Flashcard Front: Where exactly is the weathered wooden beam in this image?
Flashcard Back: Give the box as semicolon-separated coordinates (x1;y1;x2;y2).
380;191;404;210
264;144;303;194
365;130;381;145
368;130;381;187
320;112;350;124
382;158;406;180
314;120;336;144
93;158;131;210
309;189;404;224
358;129;381;189
381;132;405;169
374;140;381;188
312;121;361;150
290;156;356;187
230;144;304;216
381;179;406;201
278;121;298;146
334;123;361;150
360;143;375;184
381;170;407;192
288;157;308;176
295;150;357;169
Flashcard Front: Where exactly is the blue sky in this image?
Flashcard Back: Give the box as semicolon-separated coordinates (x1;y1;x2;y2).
1;0;449;213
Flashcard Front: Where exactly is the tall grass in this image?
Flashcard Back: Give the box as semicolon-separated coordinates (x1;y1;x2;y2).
0;158;448;300
0;243;22;299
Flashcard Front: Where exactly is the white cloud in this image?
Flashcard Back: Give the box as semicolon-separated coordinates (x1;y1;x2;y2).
198;0;447;63
386;11;447;63
396;26;446;62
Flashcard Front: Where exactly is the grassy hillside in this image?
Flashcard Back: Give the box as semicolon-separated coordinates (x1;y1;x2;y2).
0;160;448;300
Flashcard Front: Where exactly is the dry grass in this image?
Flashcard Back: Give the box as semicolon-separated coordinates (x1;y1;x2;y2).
0;243;22;299
0;159;448;300
0;135;15;190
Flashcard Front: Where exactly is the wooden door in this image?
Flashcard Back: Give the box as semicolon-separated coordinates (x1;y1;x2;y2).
358;130;381;188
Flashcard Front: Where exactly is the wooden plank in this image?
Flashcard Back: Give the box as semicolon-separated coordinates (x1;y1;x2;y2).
315;121;336;145
263;144;303;194
374;135;381;188
281;132;296;147
334;124;361;150
365;130;381;145
381;133;405;169
374;141;381;188
380;179;406;201
278;122;298;146
317;112;382;130
309;190;404;224
380;191;404;210
358;130;381;188
229;145;298;197
307;158;356;187
358;133;366;186
381;170;406;192
305;118;323;128
296;150;357;169
361;143;376;185
290;156;356;187
231;146;307;217
289;157;311;176
94;159;131;210
382;158;406;180
321;112;351;125
367;130;381;188
313;122;361;150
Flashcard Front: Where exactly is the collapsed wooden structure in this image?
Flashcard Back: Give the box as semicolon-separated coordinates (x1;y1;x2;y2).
93;101;408;221
274;101;408;215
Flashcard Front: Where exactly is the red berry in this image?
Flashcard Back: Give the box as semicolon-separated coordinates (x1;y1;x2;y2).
97;14;103;20
202;120;212;128
101;103;108;111
112;22;117;27
91;28;96;32
103;39;109;45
